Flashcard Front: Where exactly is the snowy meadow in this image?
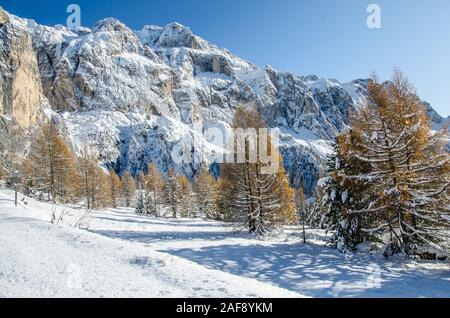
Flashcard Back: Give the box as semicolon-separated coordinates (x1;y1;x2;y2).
1;188;448;298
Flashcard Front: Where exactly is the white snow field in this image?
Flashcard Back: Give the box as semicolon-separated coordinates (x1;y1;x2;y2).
0;189;449;298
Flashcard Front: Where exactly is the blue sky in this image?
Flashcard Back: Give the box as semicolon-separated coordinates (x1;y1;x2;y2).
1;0;449;116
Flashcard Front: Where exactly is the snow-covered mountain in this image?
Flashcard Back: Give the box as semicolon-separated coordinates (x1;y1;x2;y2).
0;7;446;194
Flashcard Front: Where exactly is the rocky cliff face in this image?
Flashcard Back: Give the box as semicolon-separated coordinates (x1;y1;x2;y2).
0;7;47;172
0;8;42;130
2;9;446;194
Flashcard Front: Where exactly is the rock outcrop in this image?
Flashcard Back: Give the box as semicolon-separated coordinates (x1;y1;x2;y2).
0;7;42;130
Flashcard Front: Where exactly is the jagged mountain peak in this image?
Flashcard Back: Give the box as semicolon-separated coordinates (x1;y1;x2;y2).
0;7;10;25
92;17;129;33
136;21;255;75
162;21;194;35
138;21;202;49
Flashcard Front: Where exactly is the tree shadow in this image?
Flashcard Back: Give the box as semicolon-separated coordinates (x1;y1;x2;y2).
87;228;244;243
0;216;31;223
87;211;450;298
93;214;233;229
162;243;450;298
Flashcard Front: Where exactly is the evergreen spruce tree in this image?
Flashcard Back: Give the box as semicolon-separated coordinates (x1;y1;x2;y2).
164;169;181;218
133;189;147;214
304;193;323;229
144;191;155;216
320;144;365;252
121;172;136;208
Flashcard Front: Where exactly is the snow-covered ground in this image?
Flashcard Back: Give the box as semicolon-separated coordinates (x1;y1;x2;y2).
0;189;449;298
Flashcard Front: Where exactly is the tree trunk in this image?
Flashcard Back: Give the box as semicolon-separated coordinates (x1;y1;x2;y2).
301;208;306;244
153;184;158;217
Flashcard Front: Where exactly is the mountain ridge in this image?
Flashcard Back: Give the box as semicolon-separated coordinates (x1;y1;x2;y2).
0;7;447;195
